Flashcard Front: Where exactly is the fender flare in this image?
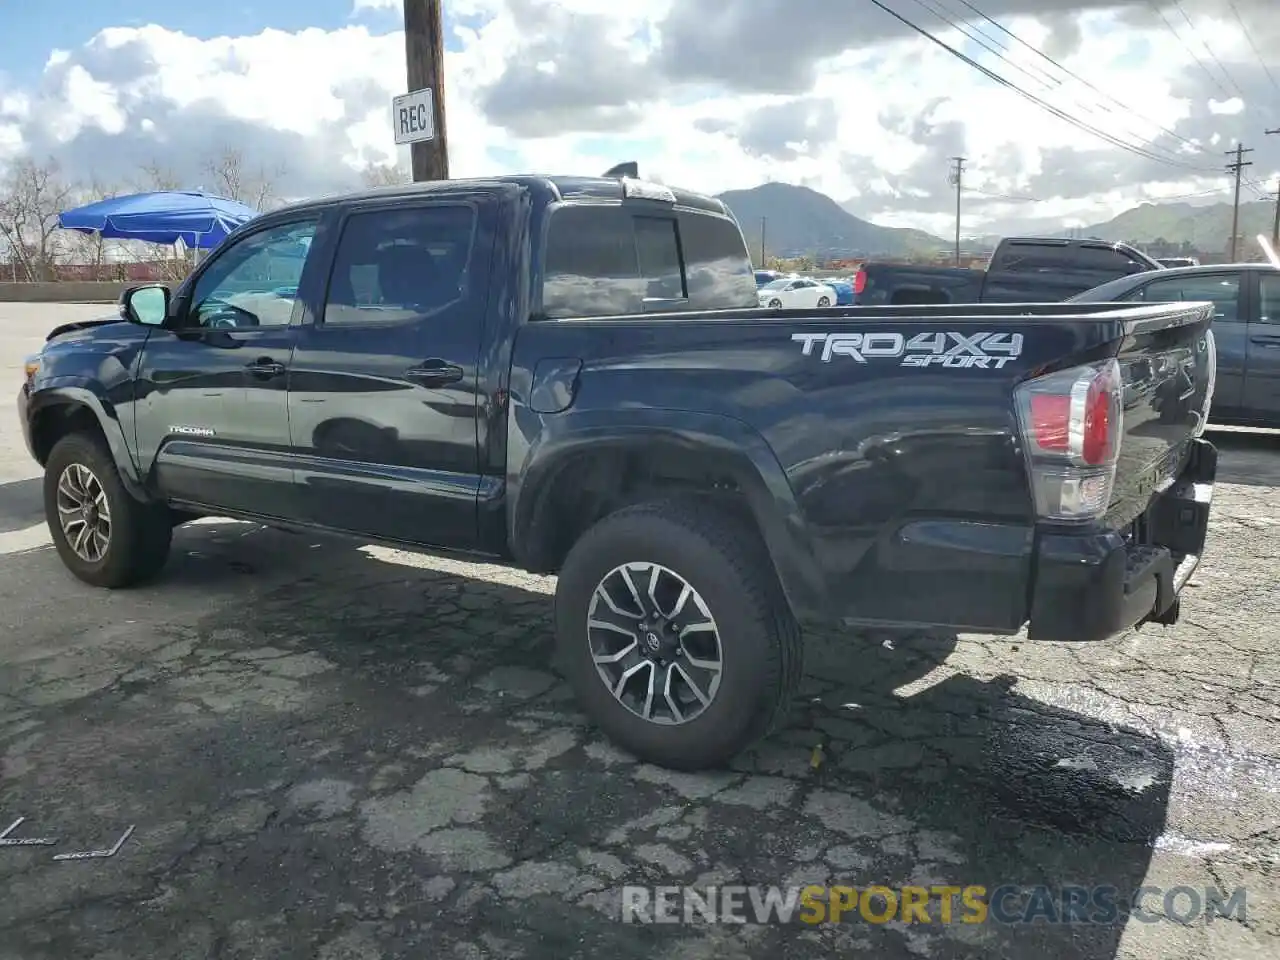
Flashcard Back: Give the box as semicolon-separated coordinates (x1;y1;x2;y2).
509;407;828;620
27;383;149;500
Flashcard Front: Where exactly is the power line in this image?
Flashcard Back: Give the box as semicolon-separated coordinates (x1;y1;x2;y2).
1136;179;1272;203
964;186;1041;202
916;0;1064;93
1172;0;1246;99
914;0;1202;170
949;0;1204;154
1228;0;1280;96
1147;2;1232;100
866;0;1218;174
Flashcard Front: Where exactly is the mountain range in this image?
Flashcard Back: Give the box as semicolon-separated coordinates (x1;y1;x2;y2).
1070;199;1274;250
714;181;1278;258
715;183;948;258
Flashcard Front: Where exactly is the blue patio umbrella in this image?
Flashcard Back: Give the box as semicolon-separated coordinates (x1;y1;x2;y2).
56;190;260;250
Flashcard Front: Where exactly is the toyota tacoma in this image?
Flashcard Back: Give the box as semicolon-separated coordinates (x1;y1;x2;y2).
18;173;1218;770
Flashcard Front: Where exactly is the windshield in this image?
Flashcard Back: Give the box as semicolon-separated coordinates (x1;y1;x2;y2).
760;279;790;290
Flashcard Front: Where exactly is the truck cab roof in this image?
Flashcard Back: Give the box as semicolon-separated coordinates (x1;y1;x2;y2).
270;175;733;220
994;236;1162;271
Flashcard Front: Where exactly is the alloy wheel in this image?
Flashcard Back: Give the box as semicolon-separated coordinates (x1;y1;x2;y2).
587;561;724;725
56;463;112;563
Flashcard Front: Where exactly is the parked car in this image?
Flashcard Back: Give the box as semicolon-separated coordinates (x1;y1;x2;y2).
757;276;837;308
824;278;855;306
754;269;783;287
1070;262;1280;428
855;237;1163;305
19;172;1218;771
1157;257;1200;268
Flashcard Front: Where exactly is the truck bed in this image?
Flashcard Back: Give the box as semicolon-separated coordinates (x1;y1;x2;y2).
510;299;1216;638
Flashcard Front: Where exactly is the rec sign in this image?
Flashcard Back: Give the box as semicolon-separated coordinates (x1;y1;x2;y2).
393;88;435;145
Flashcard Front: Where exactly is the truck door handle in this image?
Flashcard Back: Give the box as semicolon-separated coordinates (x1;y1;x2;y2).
245;357;286;377
405;360;463;386
1250;334;1280;347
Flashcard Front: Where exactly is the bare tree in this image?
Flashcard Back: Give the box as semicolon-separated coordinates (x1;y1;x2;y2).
201;147;286;210
64;178;122;279
129;160;194;282
133;160;183;193
0;157;75;281
360;162;412;188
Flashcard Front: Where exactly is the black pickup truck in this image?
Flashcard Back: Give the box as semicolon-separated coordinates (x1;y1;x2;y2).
18;174;1218;770
856;236;1163;306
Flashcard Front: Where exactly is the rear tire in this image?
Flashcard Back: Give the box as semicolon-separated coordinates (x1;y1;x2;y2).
555;499;803;770
817;296;831;307
44;433;172;588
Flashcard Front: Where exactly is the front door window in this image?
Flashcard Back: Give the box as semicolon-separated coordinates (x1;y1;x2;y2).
188;220;319;329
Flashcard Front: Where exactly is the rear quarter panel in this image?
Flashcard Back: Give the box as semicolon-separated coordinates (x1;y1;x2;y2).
509;305;1146;631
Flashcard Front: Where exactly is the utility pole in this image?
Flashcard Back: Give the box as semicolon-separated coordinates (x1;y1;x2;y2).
1225;143;1253;261
403;0;449;181
759;217;767;268
1267;128;1280;246
949;157;965;266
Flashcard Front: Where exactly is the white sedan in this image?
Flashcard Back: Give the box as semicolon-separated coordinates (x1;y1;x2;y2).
757;277;838;309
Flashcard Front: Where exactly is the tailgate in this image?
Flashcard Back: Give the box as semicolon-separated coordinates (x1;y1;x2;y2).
1105;303;1216;529
1013;300;1216;642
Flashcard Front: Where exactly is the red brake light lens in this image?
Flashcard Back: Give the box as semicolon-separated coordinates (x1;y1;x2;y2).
1082;377;1115;465
853;270;866;295
1029;394;1070;453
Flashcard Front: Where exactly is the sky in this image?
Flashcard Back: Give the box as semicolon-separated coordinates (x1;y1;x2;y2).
0;0;1278;238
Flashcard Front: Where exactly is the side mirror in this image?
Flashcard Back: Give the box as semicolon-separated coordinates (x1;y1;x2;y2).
120;284;171;327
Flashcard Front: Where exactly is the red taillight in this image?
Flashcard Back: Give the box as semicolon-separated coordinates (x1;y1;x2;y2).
1082;376;1115;465
1029;394;1070;453
1014;358;1124;521
853;269;866;295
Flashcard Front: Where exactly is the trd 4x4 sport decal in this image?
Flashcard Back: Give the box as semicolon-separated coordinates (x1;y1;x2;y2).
791;331;1024;369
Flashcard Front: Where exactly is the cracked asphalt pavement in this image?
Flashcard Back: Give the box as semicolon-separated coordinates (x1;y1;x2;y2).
1;304;1278;959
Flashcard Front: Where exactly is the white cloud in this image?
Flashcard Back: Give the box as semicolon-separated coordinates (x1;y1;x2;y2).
0;0;1276;236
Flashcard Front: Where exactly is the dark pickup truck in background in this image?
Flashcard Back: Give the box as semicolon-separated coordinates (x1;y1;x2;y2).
1071;262;1280;428
856;236;1163;306
19;173;1218;770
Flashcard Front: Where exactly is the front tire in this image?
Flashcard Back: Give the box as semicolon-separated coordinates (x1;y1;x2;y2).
555;499;802;770
817;296;831;307
768;298;783;309
44;433;172;588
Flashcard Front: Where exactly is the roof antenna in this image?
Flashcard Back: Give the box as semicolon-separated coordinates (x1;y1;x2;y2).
602;162;638;178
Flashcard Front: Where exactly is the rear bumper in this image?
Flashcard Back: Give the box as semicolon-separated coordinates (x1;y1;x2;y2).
1027;438;1216;642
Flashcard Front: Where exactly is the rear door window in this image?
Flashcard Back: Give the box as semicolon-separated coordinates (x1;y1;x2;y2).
323;205;476;325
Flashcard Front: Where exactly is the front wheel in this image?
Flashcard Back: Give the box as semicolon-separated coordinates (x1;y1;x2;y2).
768;298;783;309
555;499;802;770
817;296;831;307
44;434;172;588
